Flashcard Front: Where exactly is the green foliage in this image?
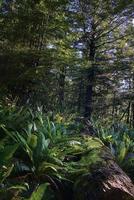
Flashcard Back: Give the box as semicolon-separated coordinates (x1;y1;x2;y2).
0;137;18;183
93;119;134;179
0;105;113;199
0;0;134;198
0;105;133;199
25;183;50;200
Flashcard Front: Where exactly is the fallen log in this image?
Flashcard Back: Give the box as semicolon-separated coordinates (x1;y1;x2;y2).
73;159;134;200
47;135;134;200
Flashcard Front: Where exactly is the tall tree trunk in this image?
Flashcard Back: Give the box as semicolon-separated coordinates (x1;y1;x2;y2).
77;78;83;113
131;72;134;128
59;67;65;112
131;103;134;128
84;66;95;118
84;27;96;119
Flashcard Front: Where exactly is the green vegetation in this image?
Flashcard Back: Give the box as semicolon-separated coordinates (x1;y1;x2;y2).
0;0;134;121
94;120;134;179
0;0;134;199
0;105;133;199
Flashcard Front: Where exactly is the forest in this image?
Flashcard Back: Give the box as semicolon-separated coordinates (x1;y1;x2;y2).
0;0;134;199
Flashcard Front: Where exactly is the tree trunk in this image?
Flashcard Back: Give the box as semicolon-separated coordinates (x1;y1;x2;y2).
77;79;83;113
84;20;96;119
58;67;65;111
132;73;134;128
84;67;94;119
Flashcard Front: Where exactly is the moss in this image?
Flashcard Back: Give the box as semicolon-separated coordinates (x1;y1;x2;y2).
39;135;113;183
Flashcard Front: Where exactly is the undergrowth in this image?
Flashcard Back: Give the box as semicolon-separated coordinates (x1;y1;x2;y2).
0;105;134;199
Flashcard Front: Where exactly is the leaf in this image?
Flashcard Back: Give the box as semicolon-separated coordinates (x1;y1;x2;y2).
28;134;38;149
14;132;33;162
0;144;18;166
38;162;60;173
0;164;14;183
118;142;127;163
26;183;49;200
8;183;29;191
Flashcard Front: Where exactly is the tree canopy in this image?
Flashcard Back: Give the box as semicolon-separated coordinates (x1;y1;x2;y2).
0;0;134;123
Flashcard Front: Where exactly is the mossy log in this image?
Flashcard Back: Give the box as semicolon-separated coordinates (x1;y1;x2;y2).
44;135;134;200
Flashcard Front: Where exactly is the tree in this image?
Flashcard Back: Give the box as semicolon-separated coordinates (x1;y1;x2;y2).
69;0;134;119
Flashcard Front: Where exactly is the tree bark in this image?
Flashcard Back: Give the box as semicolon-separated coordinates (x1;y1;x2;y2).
58;67;65;111
77;78;83;113
84;67;94;119
73;159;134;200
84;20;96;119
